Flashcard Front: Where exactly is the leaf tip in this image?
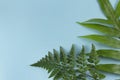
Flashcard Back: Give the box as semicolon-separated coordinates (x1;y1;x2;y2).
30;63;36;67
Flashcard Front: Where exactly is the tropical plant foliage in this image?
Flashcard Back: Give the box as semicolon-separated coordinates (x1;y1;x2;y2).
31;0;120;80
77;0;120;48
31;45;105;80
77;0;120;75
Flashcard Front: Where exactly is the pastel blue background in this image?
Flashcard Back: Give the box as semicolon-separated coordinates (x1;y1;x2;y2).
0;0;119;80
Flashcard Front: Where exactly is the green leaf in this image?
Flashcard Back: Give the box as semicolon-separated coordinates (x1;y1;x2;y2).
53;72;63;80
53;49;60;63
76;46;87;75
68;44;76;67
97;0;120;30
31;61;41;67
97;49;120;60
49;69;59;78
31;45;105;80
31;0;120;79
97;0;115;19
77;22;120;37
115;0;120;18
88;44;99;65
80;35;120;48
77;18;113;26
98;73;106;79
60;46;67;63
96;64;120;75
48;52;54;61
70;44;75;57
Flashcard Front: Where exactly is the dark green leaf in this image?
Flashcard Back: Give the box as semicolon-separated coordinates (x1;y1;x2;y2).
48;51;54;61
70;44;75;57
53;72;62;80
49;69;59;78
60;46;67;63
30;61;41;67
53;49;60;63
68;44;76;67
98;73;106;79
88;44;99;65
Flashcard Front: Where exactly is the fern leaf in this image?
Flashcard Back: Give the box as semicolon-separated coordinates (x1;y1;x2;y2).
88;44;99;65
48;51;54;61
60;46;67;63
49;68;60;78
68;44;76;67
53;49;60;63
88;45;105;80
76;46;88;80
53;72;63;80
31;45;105;80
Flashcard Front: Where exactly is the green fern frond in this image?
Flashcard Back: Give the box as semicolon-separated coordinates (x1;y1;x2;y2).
31;45;105;80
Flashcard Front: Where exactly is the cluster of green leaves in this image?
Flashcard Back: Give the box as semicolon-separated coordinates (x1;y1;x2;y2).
31;0;120;80
77;0;120;75
31;45;105;80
